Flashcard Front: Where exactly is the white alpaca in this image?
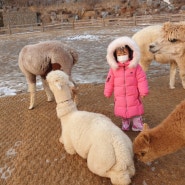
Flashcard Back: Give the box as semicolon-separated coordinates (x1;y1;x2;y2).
18;40;78;109
46;70;135;185
132;24;177;89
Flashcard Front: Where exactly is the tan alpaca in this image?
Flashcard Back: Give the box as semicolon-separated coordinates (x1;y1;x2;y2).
18;40;78;109
133;100;185;162
149;22;185;89
132;24;177;89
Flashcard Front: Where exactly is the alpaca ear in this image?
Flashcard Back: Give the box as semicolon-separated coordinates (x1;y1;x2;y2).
54;81;62;90
143;123;150;131
142;133;151;145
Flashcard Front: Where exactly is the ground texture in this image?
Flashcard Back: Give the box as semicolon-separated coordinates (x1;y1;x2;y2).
0;75;185;185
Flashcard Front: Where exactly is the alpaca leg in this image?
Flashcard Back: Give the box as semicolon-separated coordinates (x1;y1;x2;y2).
41;78;54;101
71;86;79;105
64;144;76;155
28;83;36;110
108;171;131;185
69;77;78;105
178;65;185;89
87;143;115;176
62;135;76;155
169;61;177;89
128;164;135;178
59;126;64;144
181;73;185;89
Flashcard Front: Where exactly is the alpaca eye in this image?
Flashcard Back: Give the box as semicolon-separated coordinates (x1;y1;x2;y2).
168;38;178;43
140;152;146;157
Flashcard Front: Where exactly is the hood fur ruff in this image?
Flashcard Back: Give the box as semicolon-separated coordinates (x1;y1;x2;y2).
106;36;140;69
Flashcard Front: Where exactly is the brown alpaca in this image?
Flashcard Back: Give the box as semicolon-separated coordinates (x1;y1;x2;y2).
133;100;185;162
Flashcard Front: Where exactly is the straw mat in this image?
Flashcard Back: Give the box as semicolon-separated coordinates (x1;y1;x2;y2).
0;84;115;185
1;78;185;185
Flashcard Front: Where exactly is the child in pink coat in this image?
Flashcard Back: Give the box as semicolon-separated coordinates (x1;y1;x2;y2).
104;36;149;131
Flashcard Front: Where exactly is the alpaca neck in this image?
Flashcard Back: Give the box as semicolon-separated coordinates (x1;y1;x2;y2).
56;99;77;118
54;88;71;105
53;86;77;118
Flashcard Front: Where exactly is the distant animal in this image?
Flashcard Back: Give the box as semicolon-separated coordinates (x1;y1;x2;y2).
132;24;177;89
149;22;185;89
46;70;135;185
133;100;185;163
18;41;78;109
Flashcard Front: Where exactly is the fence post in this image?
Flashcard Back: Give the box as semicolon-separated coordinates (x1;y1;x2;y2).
8;23;11;34
42;22;45;32
7;13;11;34
72;20;75;29
102;18;105;27
133;15;136;26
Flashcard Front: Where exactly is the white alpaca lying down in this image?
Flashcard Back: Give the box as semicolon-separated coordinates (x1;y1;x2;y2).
46;70;135;185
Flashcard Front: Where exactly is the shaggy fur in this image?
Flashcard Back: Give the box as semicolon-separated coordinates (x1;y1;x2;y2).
133;100;185;163
46;70;135;185
18;40;78;109
106;36;140;69
149;22;185;89
132;24;177;89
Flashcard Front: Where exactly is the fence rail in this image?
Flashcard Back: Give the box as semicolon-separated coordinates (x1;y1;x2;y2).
1;13;185;35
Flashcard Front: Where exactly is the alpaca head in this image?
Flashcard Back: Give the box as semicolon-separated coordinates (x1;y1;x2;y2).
47;70;74;90
149;22;185;60
133;123;154;163
46;70;75;103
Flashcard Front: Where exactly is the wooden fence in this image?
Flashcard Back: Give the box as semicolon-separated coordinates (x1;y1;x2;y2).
1;13;185;35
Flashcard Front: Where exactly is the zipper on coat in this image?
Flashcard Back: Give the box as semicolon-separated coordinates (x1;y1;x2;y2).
123;66;128;117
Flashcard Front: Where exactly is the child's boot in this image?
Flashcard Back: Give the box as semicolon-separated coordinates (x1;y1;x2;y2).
132;116;143;131
122;118;130;131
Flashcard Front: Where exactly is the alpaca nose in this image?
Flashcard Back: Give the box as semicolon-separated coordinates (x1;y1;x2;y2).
149;44;155;49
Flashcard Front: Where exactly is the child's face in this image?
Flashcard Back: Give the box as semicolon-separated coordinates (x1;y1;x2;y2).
116;47;129;63
116;47;129;56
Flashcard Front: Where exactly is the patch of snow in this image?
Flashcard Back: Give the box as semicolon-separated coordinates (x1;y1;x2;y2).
0;165;14;180
163;0;171;5
6;148;17;157
0;87;17;96
66;34;99;41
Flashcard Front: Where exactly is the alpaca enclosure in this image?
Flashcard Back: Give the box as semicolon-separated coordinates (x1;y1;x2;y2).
1;75;185;185
1;24;185;185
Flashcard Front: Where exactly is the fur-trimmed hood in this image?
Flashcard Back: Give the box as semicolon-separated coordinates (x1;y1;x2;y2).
106;36;140;69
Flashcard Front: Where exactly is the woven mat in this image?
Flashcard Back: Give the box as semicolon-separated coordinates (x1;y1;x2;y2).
0;84;116;185
1;79;185;185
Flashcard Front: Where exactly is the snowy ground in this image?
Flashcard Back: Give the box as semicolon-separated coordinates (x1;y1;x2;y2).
0;26;170;97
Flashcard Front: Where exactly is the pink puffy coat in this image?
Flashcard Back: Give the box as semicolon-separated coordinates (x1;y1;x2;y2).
104;36;149;118
104;62;148;118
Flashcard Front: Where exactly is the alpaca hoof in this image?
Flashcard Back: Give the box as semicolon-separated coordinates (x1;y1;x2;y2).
28;105;34;110
169;86;175;89
47;97;54;102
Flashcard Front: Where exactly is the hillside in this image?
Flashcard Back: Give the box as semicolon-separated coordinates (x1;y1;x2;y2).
1;0;185;25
